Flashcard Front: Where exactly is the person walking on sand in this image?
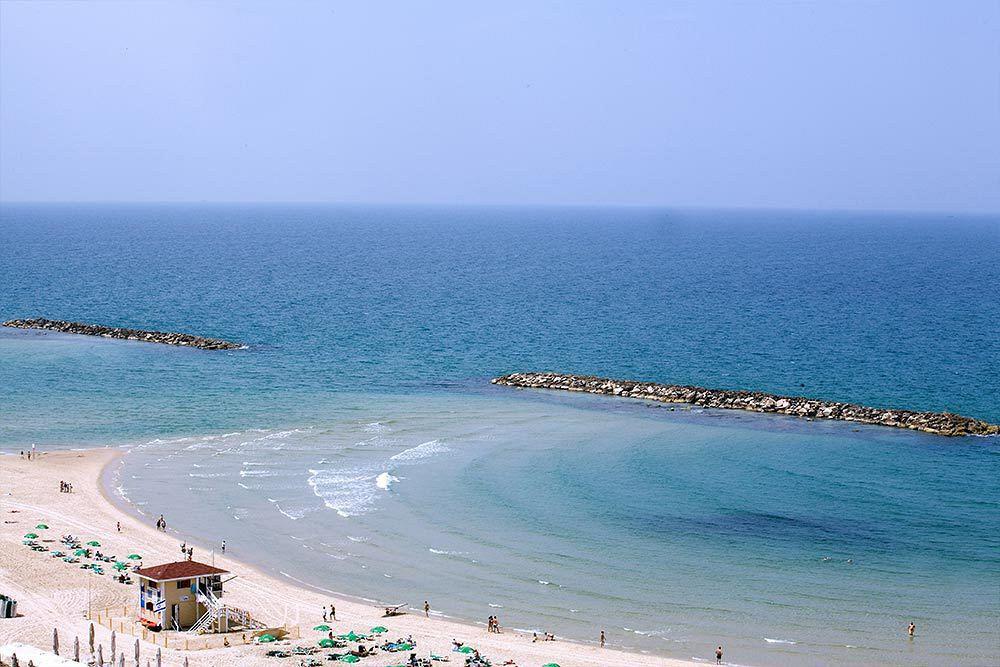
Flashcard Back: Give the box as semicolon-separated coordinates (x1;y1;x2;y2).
221;539;226;554
330;604;336;621
716;645;723;664
908;622;915;638
116;521;121;533
424;601;430;618
323;609;328;623
600;630;605;648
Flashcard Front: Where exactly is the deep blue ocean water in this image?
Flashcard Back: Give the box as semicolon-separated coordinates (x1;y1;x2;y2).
1;204;998;665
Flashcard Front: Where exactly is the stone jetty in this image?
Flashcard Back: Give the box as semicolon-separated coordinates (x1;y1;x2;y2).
3;318;245;351
492;372;999;437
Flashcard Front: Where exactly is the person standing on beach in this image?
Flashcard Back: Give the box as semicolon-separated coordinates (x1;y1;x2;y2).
116;521;120;532
908;622;915;637
424;601;430;617
221;539;226;554
716;645;723;664
323;609;328;622
330;604;336;621
600;630;605;647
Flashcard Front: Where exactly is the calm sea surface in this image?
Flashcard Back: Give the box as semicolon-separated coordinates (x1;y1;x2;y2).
1;204;998;665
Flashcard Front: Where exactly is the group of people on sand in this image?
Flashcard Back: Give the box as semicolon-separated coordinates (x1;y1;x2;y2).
19;446;38;460
531;631;555;642
322;604;337;622
180;542;194;560
58;480;73;492
486;615;502;633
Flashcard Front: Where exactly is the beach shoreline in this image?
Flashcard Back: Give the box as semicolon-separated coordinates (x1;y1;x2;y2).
0;448;699;667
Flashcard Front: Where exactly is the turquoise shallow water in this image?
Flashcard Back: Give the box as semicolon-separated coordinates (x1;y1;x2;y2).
1;204;998;665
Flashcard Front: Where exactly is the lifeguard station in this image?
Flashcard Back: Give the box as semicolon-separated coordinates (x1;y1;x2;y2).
134;560;263;634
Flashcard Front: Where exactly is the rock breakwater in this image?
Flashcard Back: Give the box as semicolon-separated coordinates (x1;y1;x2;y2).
3;318;245;351
492;372;999;437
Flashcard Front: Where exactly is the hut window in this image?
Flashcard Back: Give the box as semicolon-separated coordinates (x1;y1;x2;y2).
176;579;191;589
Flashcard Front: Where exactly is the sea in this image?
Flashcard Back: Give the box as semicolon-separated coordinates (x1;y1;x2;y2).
1;203;998;666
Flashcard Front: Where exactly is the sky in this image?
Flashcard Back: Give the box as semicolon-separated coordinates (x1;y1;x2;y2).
1;1;998;212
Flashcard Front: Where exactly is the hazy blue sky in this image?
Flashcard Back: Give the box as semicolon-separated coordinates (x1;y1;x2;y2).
1;1;998;211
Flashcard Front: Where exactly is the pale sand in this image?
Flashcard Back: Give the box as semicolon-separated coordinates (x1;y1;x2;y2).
0;449;698;666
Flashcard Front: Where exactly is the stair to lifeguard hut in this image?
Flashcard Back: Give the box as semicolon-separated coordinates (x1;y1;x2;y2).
189;587;265;634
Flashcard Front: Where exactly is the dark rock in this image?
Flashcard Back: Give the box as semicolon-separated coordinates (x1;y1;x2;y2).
491;372;999;437
3;318;245;351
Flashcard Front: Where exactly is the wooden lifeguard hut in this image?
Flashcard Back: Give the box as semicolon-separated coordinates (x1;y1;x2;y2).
134;560;261;634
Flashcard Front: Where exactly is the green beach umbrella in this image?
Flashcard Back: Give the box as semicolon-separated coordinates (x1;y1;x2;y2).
456;645;474;654
369;626;387;634
543;664;561;667
338;631;364;642
395;643;413;651
36;523;49;529
114;562;129;571
313;625;332;632
338;656;360;664
127;554;142;560
24;533;39;539
86;541;101;547
74;549;89;556
318;638;336;648
258;634;277;643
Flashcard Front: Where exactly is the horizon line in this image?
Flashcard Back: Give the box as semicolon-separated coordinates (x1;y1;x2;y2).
1;200;997;217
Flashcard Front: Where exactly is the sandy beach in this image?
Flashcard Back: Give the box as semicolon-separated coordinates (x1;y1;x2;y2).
0;449;697;667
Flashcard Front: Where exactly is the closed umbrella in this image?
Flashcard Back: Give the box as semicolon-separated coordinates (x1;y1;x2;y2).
183;658;189;667
74;636;80;662
89;624;95;653
53;628;59;655
156;647;161;667
134;638;139;665
97;644;104;667
118;655;124;667
111;630;116;661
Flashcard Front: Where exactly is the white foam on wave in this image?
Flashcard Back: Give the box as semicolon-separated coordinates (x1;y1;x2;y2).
488;603;503;609
429;548;468;556
764;638;797;645
308;466;381;517
375;472;398;490
188;471;227;478
389;439;449;462
346;535;370;543
364;422;390;434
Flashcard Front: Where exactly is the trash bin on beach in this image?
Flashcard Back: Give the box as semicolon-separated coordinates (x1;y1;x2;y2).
0;593;17;618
